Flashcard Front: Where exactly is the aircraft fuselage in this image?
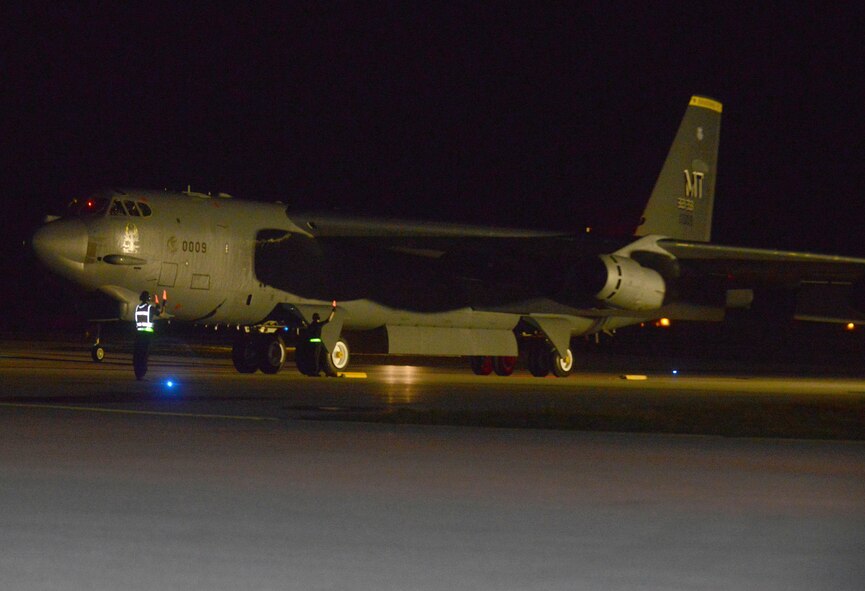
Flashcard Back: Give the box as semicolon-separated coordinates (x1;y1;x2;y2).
33;189;625;340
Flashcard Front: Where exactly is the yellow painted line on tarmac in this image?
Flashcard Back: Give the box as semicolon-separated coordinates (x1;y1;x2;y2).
0;402;277;422
338;372;368;379
621;374;649;381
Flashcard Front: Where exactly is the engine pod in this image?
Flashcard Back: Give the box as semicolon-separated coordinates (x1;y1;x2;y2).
595;255;666;311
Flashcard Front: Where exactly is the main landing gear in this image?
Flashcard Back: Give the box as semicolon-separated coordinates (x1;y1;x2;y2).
527;342;574;378
232;331;350;377
469;355;517;376
469;342;574;378
231;332;287;374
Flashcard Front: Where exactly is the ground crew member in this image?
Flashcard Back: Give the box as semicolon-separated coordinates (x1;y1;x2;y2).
133;290;166;380
304;301;336;376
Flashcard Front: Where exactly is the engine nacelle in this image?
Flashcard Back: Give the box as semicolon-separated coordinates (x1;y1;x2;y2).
595;255;666;310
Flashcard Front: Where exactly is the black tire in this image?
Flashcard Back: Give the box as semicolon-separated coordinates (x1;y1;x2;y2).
528;344;550;377
258;334;286;374
91;345;105;362
232;336;259;374
321;338;350;377
492;356;517;376
550;348;574;378
469;356;493;376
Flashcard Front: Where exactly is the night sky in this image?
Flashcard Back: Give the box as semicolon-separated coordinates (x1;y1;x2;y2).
3;3;864;321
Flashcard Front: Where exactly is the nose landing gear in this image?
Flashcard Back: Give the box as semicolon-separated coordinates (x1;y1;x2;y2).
88;322;105;362
91;343;105;362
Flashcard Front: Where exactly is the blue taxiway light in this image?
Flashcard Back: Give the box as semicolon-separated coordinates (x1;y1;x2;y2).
672;370;679;375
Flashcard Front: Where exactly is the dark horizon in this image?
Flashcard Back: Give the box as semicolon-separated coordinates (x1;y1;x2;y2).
4;4;865;313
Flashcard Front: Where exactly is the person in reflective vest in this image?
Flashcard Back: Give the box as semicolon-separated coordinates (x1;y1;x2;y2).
135;293;157;333
133;290;166;380
304;302;336;375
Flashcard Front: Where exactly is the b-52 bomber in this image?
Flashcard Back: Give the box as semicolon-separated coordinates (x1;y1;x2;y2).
32;96;865;377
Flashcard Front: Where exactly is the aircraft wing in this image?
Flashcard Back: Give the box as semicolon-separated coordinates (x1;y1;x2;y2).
261;211;865;322
257;217;627;312
285;211;628;257
658;239;865;285
291;216;865;287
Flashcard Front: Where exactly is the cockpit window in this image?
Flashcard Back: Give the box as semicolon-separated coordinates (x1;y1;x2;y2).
65;193;152;218
124;200;141;216
109;200;127;216
66;196;110;217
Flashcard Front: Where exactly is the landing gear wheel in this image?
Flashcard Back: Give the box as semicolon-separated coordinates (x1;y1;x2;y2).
528;344;550;377
258;334;286;374
232;335;260;374
470;356;493;376
322;338;350;377
91;345;105;362
550;348;574;378
493;356;517;376
88;323;104;363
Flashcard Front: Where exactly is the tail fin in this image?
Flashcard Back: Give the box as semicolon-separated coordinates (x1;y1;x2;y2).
635;95;722;242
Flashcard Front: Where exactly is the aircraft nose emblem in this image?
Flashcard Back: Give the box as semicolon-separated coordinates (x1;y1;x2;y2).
121;222;140;254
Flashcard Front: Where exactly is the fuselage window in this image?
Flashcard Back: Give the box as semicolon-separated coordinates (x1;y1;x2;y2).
124;200;141;216
109;200;127;216
138;202;152;216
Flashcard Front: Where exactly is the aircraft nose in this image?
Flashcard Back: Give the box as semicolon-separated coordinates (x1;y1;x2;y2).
32;219;89;277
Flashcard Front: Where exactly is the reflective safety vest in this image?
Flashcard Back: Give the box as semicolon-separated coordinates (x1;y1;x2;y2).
135;303;155;332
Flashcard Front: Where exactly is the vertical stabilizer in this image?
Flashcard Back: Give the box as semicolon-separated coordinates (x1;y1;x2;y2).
635;95;722;242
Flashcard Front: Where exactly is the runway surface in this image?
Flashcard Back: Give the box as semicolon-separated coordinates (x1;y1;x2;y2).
2;343;865;590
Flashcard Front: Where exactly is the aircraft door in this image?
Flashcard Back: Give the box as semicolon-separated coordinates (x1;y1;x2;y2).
158;262;178;287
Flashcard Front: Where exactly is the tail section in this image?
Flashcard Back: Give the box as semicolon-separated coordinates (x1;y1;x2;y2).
635;95;722;242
